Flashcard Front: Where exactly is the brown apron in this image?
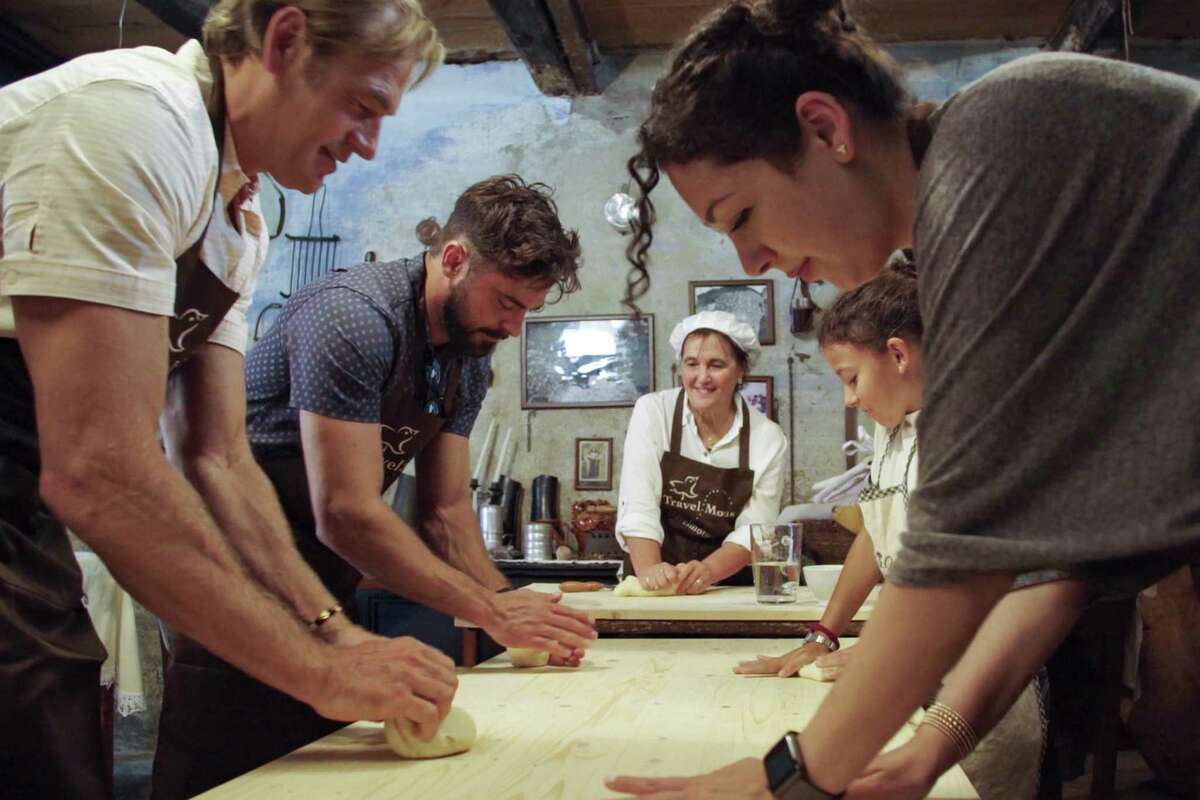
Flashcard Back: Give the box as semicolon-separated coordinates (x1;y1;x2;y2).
0;58;237;800
152;338;462;799
624;391;757;585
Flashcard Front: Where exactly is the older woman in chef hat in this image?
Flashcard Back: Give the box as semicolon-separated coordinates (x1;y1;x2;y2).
615;311;788;593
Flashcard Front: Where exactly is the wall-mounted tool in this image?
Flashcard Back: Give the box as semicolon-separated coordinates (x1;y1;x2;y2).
789;278;819;335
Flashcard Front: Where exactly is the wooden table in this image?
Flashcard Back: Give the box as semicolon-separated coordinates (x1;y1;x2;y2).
200;638;976;799
457;582;877;667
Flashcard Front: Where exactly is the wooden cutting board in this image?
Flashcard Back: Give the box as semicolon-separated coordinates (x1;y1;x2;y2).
199;638;975;799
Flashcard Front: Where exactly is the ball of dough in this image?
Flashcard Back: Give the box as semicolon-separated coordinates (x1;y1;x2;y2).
508;647;550;668
612;574;677;597
384;707;477;759
797;662;837;682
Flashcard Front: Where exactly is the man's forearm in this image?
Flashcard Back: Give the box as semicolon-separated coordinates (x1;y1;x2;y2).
44;446;327;705
421;503;509;591
798;574;1012;793
183;447;342;623
320;500;504;626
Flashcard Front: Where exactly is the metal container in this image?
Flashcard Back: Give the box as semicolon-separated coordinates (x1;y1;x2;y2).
520;522;556;560
479;505;505;551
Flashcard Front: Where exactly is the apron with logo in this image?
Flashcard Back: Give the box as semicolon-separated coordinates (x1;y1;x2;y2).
0;59;237;800
153;309;462;799
625;391;757;585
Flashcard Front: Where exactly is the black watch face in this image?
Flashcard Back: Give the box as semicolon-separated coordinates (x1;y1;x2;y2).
764;735;800;790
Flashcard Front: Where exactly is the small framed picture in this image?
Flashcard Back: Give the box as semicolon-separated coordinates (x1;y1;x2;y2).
575;437;614;491
689;279;775;346
740;375;775;420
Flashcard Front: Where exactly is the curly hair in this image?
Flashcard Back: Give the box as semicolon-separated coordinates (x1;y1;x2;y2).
624;0;912;308
416;175;583;302
817;250;921;352
203;0;443;87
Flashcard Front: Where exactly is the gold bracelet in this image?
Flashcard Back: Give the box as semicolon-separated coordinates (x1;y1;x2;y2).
921;701;979;761
308;604;343;630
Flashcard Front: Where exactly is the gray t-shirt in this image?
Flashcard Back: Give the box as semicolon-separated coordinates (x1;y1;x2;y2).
245;255;491;459
897;53;1200;596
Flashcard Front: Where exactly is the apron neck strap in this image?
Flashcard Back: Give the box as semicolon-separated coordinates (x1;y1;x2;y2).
442;359;462;419
670;389;686;455
737;396;750;471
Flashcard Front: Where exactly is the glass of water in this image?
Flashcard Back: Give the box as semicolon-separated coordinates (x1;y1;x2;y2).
750;523;802;604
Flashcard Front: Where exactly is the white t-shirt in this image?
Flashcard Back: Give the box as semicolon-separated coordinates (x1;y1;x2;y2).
0;40;266;352
616;387;788;553
863;411;920;574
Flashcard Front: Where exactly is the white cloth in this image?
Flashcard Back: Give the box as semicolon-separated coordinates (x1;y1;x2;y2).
0;40;266;353
863;413;919;574
616;387;787;552
74;551;146;717
669;310;761;366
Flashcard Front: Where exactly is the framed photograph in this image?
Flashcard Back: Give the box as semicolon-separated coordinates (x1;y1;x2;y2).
740;375;775;420
575;437;614;491
522;315;655;409
689;279;776;346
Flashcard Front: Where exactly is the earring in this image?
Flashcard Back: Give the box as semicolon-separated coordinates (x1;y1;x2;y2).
835;143;848;155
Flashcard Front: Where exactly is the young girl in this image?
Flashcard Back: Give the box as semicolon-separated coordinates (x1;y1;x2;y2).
736;256;1046;800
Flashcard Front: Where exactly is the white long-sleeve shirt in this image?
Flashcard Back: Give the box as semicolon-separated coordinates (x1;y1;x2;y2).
616;387;788;553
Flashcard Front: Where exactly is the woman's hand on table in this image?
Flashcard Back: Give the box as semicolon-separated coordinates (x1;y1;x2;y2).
606;757;772;799
672;560;714;595
638;561;679;591
486;588;597;661
841;726;949;800
811;646;854;679
734;641;831;677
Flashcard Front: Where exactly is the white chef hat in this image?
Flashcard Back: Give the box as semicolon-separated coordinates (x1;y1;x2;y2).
669;311;761;367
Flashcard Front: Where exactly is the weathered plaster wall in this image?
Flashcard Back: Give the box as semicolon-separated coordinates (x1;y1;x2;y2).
247;40;1200;523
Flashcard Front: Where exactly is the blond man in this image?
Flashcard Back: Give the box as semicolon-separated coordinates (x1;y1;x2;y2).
0;4;453;798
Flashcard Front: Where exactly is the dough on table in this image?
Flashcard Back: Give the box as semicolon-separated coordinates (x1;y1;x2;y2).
612;575;678;597
384;707;477;759
797;662;838;682
507;647;550;668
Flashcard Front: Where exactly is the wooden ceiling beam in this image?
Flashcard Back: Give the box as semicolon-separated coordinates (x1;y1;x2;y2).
545;0;600;94
1047;0;1122;50
133;0;210;40
486;0;598;95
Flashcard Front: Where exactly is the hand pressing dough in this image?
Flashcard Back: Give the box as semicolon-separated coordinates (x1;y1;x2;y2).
612;575;678;597
385;707;477;759
507;647;550;668
797;662;838;682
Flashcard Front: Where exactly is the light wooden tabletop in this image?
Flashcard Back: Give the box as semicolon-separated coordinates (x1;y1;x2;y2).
200;638;975;799
456;582;877;628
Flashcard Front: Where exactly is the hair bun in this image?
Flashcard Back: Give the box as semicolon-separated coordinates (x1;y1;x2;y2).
763;0;855;33
415;217;442;247
885;248;917;277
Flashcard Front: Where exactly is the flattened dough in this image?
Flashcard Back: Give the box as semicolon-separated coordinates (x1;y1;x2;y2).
797;662;838;682
385;707;477;759
612;575;678;597
507;647;550;668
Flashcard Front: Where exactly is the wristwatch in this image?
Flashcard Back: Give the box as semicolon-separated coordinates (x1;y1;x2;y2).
763;732;842;799
802;630;838;651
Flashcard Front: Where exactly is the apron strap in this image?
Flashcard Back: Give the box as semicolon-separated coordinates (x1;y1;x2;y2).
442;360;462;420
737;396;750;471
669;389;686;455
900;434;919;510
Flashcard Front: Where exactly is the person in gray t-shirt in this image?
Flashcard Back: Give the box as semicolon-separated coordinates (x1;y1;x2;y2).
607;3;1200;799
153;176;597;794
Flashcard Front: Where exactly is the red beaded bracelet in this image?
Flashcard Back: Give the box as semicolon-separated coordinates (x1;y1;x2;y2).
807;622;839;649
